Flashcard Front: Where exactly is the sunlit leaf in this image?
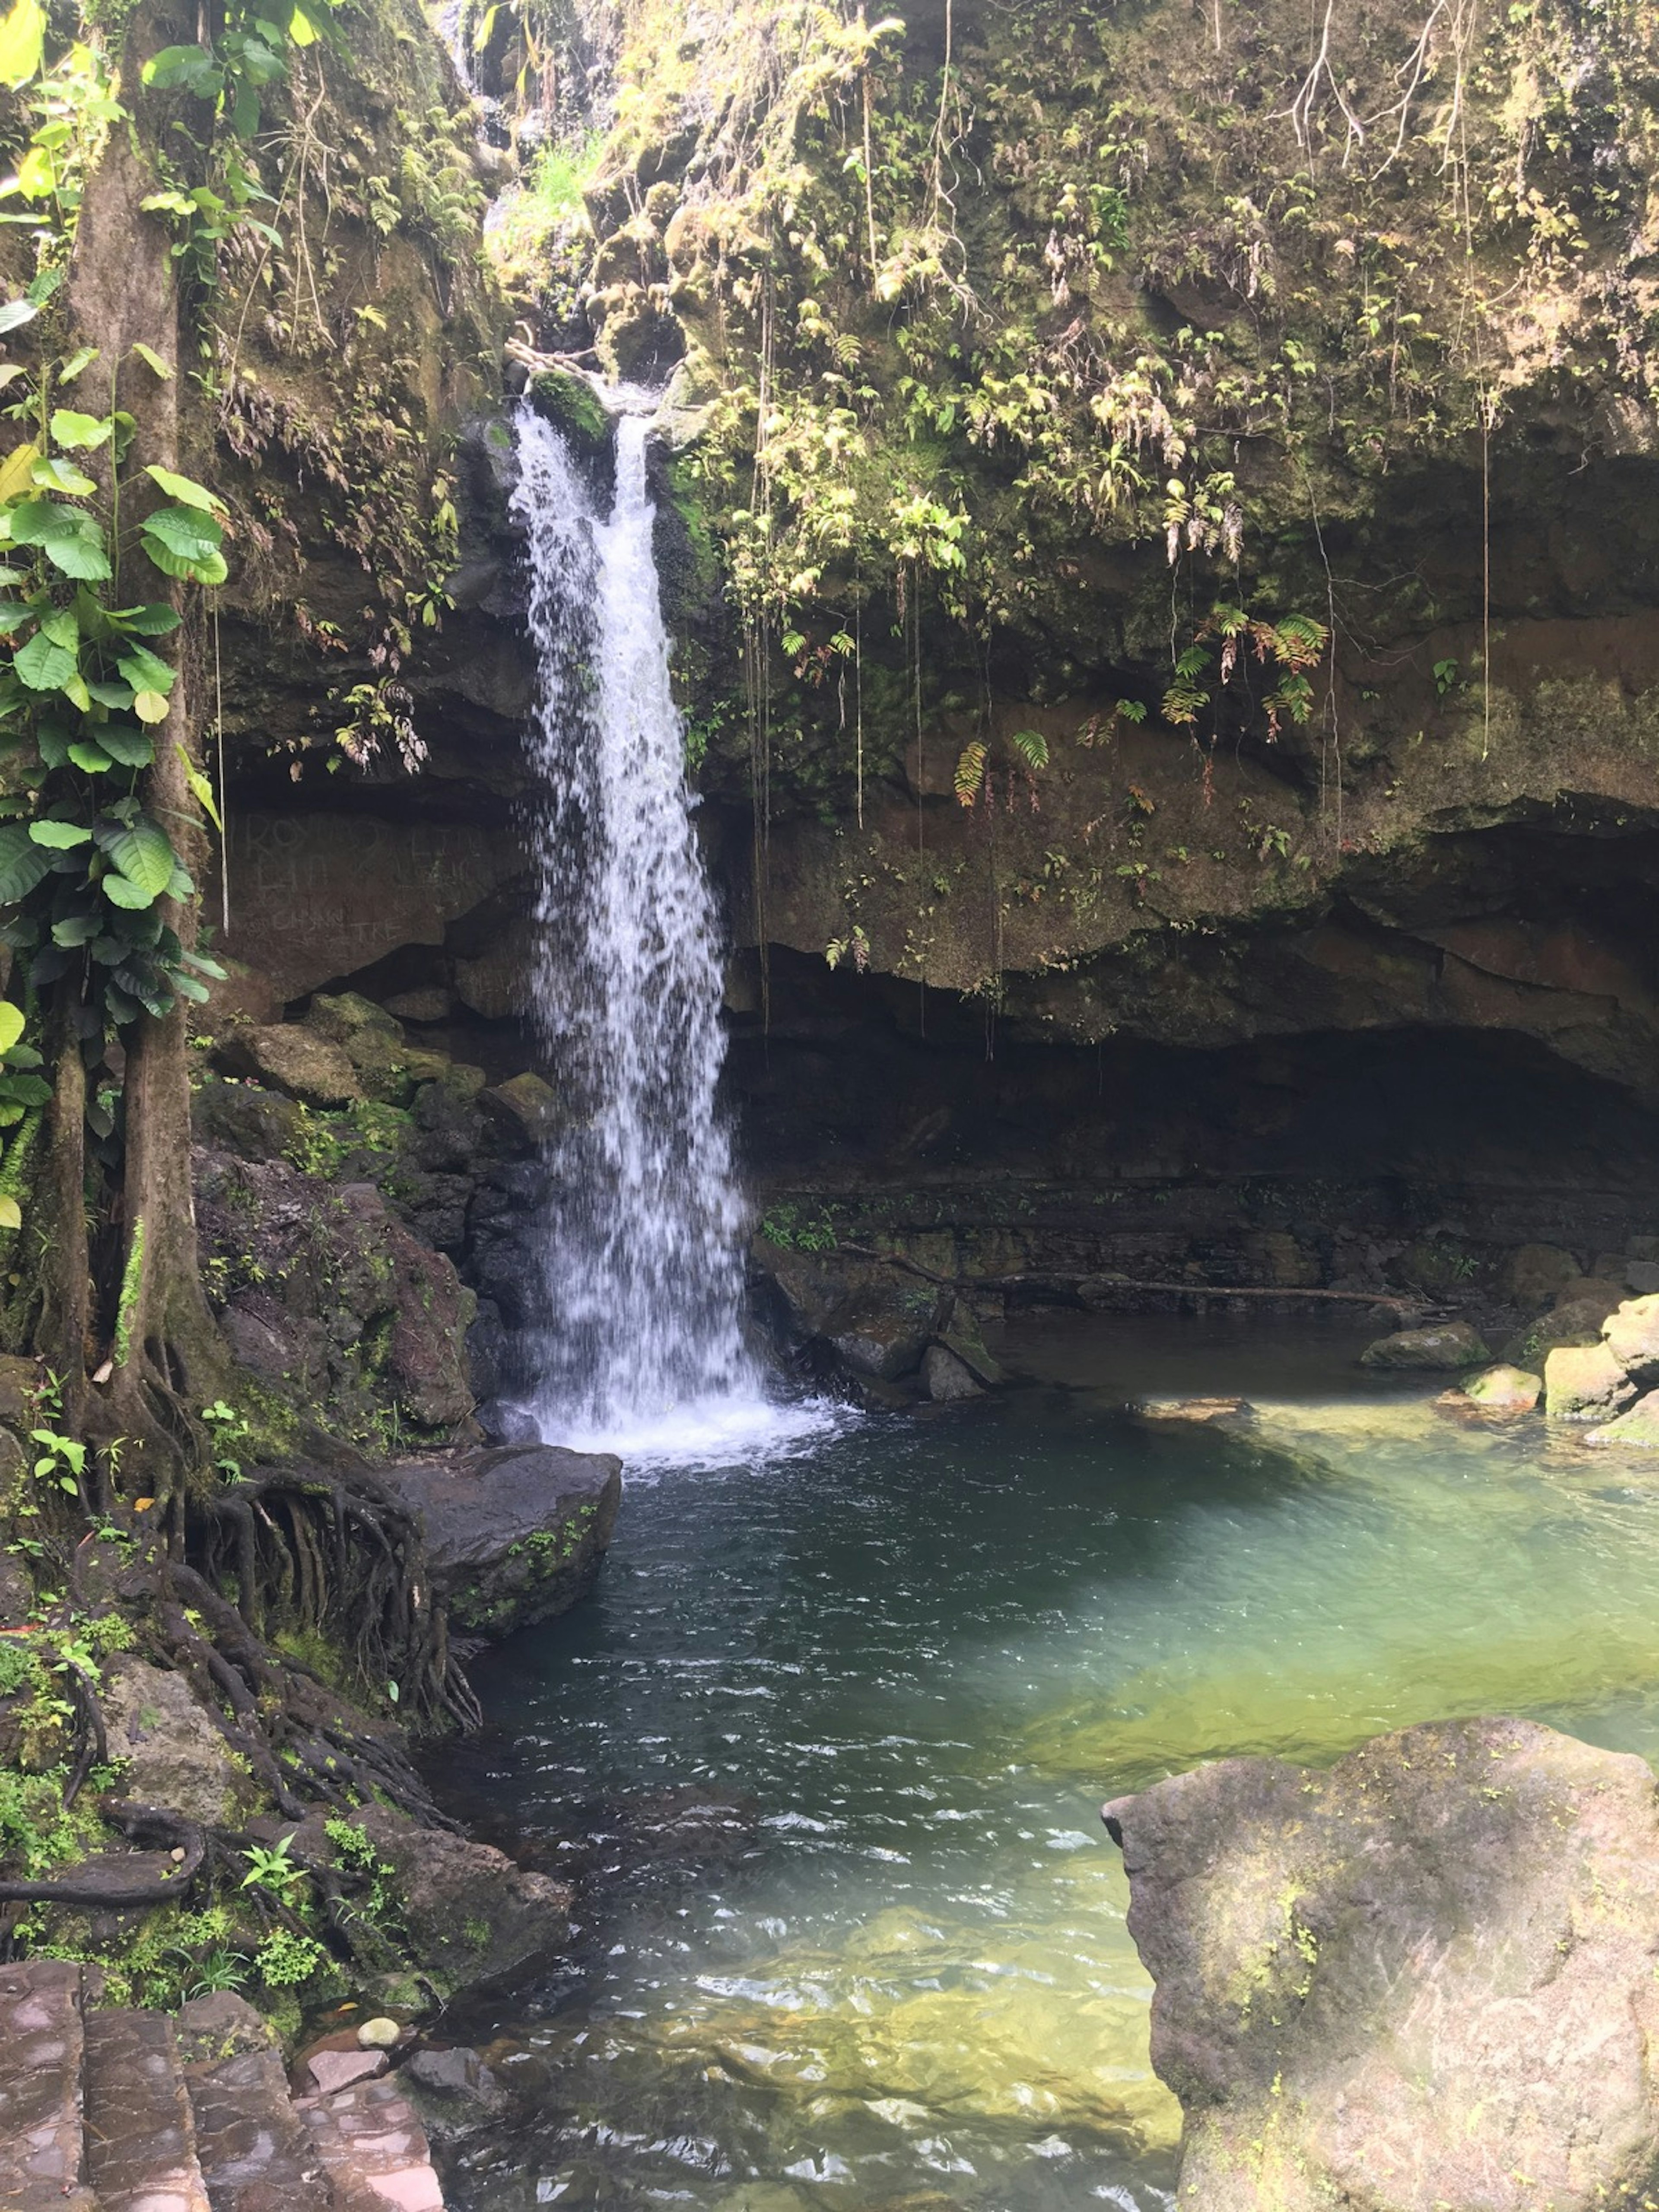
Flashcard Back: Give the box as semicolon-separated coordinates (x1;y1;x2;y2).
128;341;173;381
31;457;96;496
0;0;44;89
0;442;39;503
132;688;169;725
56;345;99;383
50;407;112;451
142;464;225;514
0;1000;23;1054
176;743;222;832
101;872;154;910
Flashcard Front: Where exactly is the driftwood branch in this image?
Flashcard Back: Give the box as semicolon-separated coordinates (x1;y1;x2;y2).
837;1243;1424;1315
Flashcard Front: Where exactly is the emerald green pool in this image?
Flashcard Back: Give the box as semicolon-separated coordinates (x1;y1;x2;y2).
441;1313;1659;2210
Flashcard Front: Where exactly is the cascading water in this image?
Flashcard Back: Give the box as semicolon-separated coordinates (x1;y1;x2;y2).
510;399;815;1461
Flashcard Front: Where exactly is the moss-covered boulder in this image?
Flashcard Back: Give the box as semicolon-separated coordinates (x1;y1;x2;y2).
1359;1321;1488;1371
1459;1364;1541;1415
1104;1717;1659;2210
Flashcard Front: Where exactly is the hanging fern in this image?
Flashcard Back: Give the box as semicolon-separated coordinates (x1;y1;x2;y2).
1008;728;1049;772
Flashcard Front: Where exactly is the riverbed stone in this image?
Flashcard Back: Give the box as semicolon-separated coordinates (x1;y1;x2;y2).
377;1443;622;1637
1102;1715;1659;2212
1358;1319;1489;1370
1460;1362;1541;1413
1545;1338;1636;1420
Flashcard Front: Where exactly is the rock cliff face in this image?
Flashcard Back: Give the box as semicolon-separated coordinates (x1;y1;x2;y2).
189;0;1659;1360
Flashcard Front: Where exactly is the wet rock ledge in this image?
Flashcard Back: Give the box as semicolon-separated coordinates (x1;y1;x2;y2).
1104;1716;1659;2210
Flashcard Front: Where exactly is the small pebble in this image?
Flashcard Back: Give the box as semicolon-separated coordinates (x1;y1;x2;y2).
357;2016;401;2049
169;1847;186;1863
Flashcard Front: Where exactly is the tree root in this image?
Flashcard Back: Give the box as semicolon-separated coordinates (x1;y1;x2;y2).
0;1799;205;1907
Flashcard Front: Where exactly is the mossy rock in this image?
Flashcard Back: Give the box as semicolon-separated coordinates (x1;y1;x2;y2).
530;367;611;458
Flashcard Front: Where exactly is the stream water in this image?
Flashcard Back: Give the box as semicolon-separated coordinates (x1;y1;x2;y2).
435;1311;1659;2212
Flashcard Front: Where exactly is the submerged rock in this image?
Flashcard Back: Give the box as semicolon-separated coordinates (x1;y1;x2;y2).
379;1443;622;1637
1585;1388;1659;1449
1137;1396;1256;1425
1103;1716;1659;2211
1358;1320;1489;1370
1544;1339;1635;1421
1459;1362;1541;1413
922;1343;982;1401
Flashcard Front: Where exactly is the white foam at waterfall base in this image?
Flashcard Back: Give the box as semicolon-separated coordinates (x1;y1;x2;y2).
510;402;839;1469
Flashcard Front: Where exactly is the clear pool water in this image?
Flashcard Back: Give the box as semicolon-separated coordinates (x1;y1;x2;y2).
435;1313;1659;2212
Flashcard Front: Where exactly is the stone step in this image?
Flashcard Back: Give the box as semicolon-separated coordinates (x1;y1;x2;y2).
82;2008;212;2212
175;1993;333;2212
0;1958;95;2211
295;2076;445;2212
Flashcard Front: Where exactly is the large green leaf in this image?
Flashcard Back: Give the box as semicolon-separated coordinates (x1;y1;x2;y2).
49;409;113;452
97;724;154;768
29;820;91;849
108;603;181;636
101;872;155;911
116;643;175;695
13;627;75;691
7;500;111;582
0;823;51;902
0;1000;24;1055
140;503;225;585
142;465;224;514
96;813;175;897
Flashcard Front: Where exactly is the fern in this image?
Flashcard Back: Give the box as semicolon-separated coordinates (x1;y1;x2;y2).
1009;728;1049;772
954;740;988;805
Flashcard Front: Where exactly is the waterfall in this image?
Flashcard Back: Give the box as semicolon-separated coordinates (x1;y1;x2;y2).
511;400;807;1460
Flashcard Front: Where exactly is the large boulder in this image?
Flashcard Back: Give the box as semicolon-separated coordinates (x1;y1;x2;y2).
218;1023;362;1108
1604;1292;1659;1383
1499;1241;1580;1309
1103;1716;1659;2212
102;1657;251;1826
378;1444;622;1637
355;1805;572;1997
1359;1320;1489;1370
1544;1339;1635;1421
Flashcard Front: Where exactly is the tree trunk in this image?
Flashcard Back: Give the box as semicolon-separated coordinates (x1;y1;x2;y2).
60;2;229;1494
